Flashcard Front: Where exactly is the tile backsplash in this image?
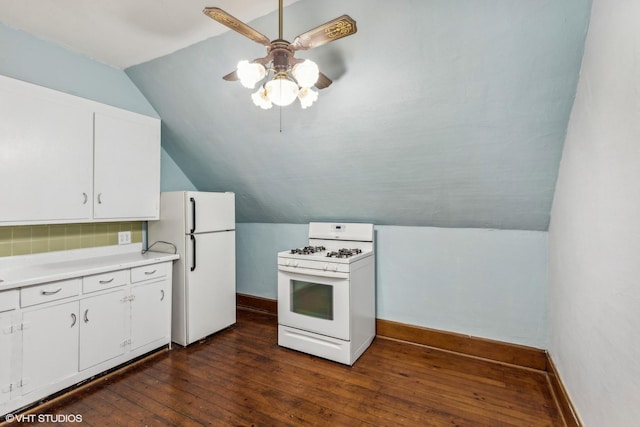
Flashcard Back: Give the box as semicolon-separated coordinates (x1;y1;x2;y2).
0;222;143;257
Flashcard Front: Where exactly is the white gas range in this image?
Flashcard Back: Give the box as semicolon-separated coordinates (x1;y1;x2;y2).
277;222;376;365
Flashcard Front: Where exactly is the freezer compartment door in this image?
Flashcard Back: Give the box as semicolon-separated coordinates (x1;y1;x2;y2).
185;191;235;233
184;231;236;344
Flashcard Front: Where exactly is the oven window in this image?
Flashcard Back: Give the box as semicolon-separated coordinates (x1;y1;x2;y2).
290;280;334;320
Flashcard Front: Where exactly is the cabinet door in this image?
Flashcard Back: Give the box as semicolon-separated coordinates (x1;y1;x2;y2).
0;78;93;224
130;279;171;350
93;112;160;220
79;290;127;370
0;312;17;404
21;301;79;395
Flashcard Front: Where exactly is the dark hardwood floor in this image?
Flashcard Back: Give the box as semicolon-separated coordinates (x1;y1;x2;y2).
8;309;564;426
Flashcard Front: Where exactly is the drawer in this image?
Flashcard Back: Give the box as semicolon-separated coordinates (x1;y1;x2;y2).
0;289;19;312
83;269;129;294
21;279;81;308
131;262;168;283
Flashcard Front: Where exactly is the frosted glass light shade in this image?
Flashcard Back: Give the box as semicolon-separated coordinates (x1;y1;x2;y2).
237;60;266;89
265;77;299;106
251;87;273;109
298;87;318;109
292;60;320;88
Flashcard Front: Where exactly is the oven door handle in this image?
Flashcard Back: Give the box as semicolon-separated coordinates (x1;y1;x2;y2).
278;266;348;280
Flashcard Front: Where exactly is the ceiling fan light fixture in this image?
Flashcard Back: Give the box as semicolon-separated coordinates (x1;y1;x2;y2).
265;75;299;107
251;87;273;109
204;4;357;111
292;60;320;88
237;60;266;89
298;87;318;109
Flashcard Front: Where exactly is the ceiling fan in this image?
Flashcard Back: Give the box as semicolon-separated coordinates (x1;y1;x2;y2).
203;0;357;109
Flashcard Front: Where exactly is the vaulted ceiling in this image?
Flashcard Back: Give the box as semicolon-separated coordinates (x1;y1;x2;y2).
1;0;592;230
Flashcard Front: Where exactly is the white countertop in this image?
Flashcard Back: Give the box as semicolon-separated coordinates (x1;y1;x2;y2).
0;243;179;291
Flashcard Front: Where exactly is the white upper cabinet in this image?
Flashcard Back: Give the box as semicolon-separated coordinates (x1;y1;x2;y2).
0;75;160;225
94;112;160;220
0;79;93;223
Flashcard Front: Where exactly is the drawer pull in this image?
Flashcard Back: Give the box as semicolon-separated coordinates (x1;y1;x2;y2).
70;313;77;328
160;289;165;301
41;287;62;296
144;269;157;275
83;309;89;323
99;278;114;284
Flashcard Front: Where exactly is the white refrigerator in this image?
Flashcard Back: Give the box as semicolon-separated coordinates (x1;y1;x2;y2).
148;191;236;346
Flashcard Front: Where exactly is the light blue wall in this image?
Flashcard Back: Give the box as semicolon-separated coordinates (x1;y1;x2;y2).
0;22;157;117
236;223;308;297
160;147;197;192
376;226;547;348
126;0;591;231
237;223;548;348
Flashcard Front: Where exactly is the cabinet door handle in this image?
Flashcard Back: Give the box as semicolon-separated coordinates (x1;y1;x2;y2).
83;309;89;323
41;287;62;296
189;197;196;233
144;269;157;275
160;289;165;301
97;193;103;204
82;192;88;205
99;278;114;284
70;313;77;328
190;234;197;272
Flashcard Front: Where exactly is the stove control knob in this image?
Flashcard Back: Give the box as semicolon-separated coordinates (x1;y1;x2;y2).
293;261;299;267
323;263;329;271
332;264;338;272
285;260;291;267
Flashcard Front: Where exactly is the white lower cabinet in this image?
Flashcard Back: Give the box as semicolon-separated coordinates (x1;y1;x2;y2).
0;260;172;417
21;301;79;395
79;290;127;371
0;311;19;404
0;290;20;403
131;279;171;351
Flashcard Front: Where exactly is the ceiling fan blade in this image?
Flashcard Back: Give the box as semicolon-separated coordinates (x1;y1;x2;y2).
315;72;332;89
222;70;238;81
291;15;357;51
203;7;271;47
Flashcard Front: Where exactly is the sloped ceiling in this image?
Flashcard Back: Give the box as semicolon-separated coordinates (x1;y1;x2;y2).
126;0;591;230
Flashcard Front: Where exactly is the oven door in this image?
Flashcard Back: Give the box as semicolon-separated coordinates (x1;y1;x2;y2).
277;266;350;341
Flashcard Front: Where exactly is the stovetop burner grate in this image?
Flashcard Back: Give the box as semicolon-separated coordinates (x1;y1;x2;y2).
289;245;326;255
326;248;363;258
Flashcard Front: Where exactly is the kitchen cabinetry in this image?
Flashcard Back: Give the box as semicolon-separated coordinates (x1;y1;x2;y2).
0;255;173;417
131;265;171;350
93;112;160;220
0;75;160;225
0;79;93;223
78;290;127;371
0;290;19;404
21;300;79;395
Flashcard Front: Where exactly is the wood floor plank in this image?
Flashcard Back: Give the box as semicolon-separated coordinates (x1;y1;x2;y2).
8;309;564;426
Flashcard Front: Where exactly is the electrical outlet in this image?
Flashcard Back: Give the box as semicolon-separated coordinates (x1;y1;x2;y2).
118;231;131;245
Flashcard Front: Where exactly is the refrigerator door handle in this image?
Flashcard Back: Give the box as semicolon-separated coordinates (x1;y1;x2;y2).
189;197;196;233
190;234;197;271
